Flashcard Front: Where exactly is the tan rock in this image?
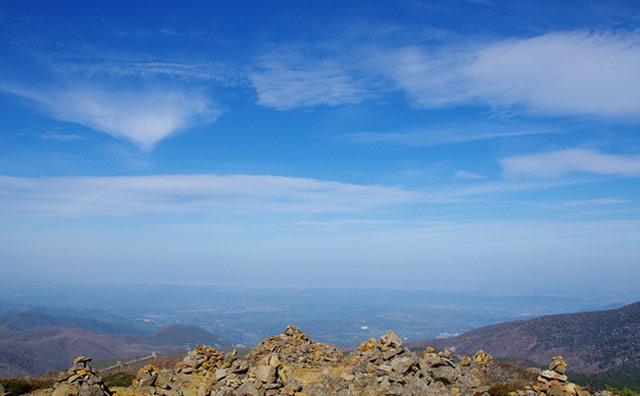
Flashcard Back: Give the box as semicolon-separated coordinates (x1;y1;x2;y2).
541;369;568;382
379;330;402;347
550;356;568;373
269;354;281;367
255;365;277;383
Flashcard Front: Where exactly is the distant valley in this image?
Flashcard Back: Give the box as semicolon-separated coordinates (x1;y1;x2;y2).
3;283;638;346
2;284;640;383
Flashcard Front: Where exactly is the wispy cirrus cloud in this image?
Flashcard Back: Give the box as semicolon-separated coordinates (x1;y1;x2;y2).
500;148;640;178
253;30;640;119
0;174;422;217
248;49;380;110
463;30;640;117
564;198;630;206
379;30;640;117
454;170;487;180
40;131;87;141
343;127;554;146
1;83;220;149
56;58;241;85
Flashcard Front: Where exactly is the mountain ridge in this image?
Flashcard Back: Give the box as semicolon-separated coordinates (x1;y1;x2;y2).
0;320;234;377
406;301;640;374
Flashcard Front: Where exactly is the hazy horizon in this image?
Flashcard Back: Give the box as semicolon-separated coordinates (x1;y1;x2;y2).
1;1;640;291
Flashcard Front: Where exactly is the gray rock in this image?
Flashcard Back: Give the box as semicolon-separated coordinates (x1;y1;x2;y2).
288;379;303;392
390;357;413;374
214;386;236;396
183;356;200;368
79;387;105;396
67;374;81;383
432;365;457;384
235;382;262;396
215;368;232;381
138;374;157;387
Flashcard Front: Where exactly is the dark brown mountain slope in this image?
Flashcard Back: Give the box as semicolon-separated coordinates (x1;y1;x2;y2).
406;301;640;374
0;326;186;377
0;324;234;377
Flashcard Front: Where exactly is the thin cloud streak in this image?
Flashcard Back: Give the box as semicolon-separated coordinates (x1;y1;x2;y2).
501;149;640;178
58;59;241;85
0;172;625;219
565;198;630;206
455;170;487;180
0;174;425;217
343;128;554;146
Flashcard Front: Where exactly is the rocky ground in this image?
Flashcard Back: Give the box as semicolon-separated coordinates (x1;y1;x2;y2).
23;325;619;396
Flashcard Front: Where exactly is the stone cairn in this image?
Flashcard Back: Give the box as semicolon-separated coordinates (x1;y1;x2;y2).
210;324;345;396
130;346;234;396
24;326;621;396
532;356;585;396
51;356;112;396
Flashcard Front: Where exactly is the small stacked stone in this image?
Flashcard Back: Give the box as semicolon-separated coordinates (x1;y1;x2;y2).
472;350;493;366
175;345;227;376
129;364;191;396
51;357;112;396
134;364;160;388
344;330;433;395
532;356;584;396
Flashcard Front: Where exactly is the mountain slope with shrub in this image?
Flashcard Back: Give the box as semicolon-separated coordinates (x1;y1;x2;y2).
0;312;150;335
0;321;234;377
407;301;640;374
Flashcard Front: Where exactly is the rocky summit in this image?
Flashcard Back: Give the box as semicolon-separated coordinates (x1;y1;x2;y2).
27;325;617;396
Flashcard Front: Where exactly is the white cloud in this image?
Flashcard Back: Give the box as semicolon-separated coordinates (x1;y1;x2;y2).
565;198;630;206
454;170;487;180
61;60;238;85
262;30;640;118
0;174;421;217
40;131;87;141
380;30;640;118
500;149;640;178
343;127;554;146
373;45;474;108
464;30;640;117
248;50;378;110
1;84;220;149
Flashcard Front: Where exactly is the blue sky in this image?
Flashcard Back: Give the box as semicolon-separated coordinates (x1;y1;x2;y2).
1;0;639;290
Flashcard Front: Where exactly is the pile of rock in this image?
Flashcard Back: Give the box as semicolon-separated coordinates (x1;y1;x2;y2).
210;352;304;396
176;345;227;377
532;356;584;396
22;325;623;396
472;350;493;366
51;357;112;396
246;325;345;367
129;364;199;396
